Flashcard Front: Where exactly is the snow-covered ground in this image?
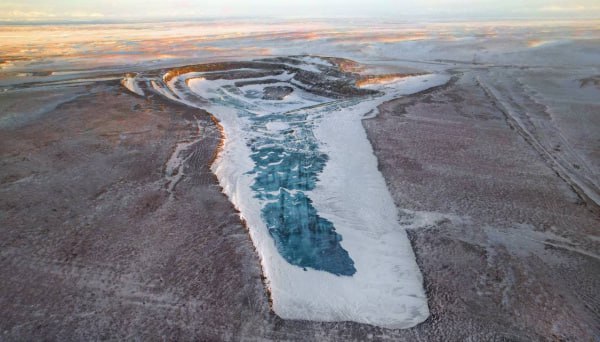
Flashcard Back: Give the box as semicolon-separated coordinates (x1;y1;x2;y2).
135;57;451;328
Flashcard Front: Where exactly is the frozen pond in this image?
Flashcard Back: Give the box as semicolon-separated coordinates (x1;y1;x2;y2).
123;56;450;328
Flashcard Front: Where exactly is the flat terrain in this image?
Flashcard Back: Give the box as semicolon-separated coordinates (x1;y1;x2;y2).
1;72;599;341
365;72;600;340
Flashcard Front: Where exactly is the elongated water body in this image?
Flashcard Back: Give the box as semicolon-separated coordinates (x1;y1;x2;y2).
249;109;356;276
124;56;451;328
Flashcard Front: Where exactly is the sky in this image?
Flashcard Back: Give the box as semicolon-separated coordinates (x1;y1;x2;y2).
1;0;599;21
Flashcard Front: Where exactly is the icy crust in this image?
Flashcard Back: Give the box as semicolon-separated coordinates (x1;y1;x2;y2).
185;72;358;276
144;57;450;328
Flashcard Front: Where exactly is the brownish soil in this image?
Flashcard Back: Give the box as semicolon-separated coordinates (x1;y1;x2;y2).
364;72;600;341
0;75;598;341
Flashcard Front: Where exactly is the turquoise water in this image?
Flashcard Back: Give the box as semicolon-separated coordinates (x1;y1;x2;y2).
249;112;356;276
214;85;357;276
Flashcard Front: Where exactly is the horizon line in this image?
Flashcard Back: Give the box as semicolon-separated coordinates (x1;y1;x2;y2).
1;16;599;26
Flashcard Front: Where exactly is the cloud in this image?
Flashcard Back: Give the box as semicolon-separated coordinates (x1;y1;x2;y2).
64;12;104;18
0;9;104;21
2;10;57;18
539;5;597;12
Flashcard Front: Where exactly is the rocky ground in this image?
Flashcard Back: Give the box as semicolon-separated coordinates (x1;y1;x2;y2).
1;72;599;341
